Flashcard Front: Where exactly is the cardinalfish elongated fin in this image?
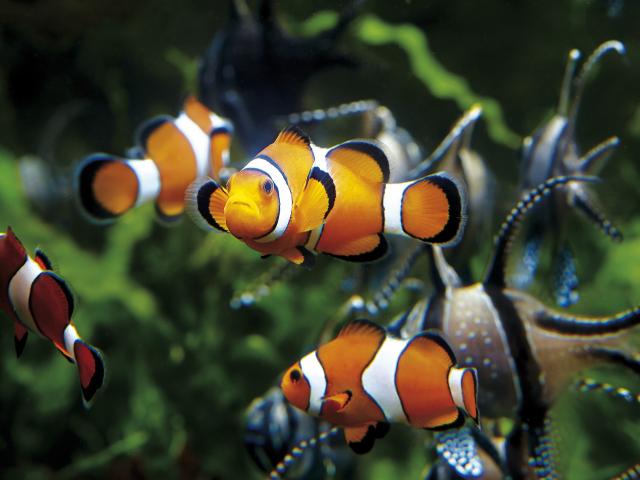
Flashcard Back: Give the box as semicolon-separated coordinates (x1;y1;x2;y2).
295;167;336;232
185;178;229;233
325;140;390;184
383;172;467;246
267;426;342;480
75;154;161;222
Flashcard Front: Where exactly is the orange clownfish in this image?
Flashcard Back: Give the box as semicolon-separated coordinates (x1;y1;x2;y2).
280;320;478;454
76;95;233;223
0;227;105;404
188;127;467;266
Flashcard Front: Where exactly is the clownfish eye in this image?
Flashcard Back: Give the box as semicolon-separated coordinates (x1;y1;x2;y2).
289;369;301;383
262;179;274;194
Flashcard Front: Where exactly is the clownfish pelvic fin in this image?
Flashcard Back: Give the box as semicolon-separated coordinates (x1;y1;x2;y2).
186;177;229;233
280;247;315;269
344;421;390;455
13;322;28;358
382;172;467;247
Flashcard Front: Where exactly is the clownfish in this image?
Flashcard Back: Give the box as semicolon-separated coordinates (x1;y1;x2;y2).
188;127;466;266
280;320;479;454
0;227;105;404
76;95;233;223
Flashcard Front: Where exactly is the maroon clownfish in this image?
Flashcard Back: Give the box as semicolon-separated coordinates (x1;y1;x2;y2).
280;320;478;454
76;95;233;223
0;227;105;404
188;127;467;267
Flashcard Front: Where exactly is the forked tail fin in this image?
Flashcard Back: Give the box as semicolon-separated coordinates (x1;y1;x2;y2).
448;367;479;424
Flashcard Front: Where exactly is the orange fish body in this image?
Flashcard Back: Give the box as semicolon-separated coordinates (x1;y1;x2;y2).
0;227;105;404
280;320;478;454
77;95;232;223
190;127;467;266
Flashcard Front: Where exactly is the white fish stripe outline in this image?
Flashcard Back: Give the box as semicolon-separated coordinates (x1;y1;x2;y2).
300;350;327;416
448;367;466;413
126;159;162;207
8;256;42;334
63;324;80;361
174;112;211;177
310;145;330;174
361;336;408;423
244;157;293;243
382;182;407;236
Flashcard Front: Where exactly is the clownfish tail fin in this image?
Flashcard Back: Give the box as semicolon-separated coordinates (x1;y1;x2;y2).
73;339;105;406
383;172;467;246
185;178;230;233
448;367;479;425
75;154;160;223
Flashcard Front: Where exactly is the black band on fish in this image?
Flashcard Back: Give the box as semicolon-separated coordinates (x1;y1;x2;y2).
308;167;336;218
196;181;227;232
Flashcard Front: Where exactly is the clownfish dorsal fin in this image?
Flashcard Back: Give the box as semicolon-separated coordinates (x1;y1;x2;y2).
326;140;390;183
34;248;53;270
5;227;27;257
295;167;336;232
136;115;173;153
275;126;311;147
338;319;386;342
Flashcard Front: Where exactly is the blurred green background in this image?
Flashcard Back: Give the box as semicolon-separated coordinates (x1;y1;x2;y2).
1;0;640;478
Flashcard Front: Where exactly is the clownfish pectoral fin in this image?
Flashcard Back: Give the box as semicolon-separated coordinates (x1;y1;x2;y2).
344;424;379;455
448;367;479;425
384;173;467;246
13;322;28;358
326;140;390;183
34;248;53;270
322;390;352;413
280;247;315;269
324;234;388;263
185;178;229;233
295;167;336;232
73;339;105;405
274;126;311;147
